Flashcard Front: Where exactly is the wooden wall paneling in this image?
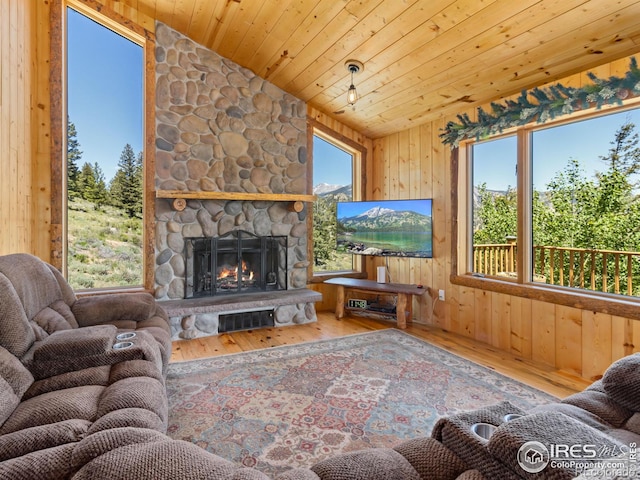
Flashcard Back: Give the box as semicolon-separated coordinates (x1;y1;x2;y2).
308;283;337;312
531;300;556;367
474;288;491;344
407;126;422;321
0;0;8;254
0;0;35;256
456;285;475;338
431;118;448;329
509;295;532;359
418;123;434;324
385;133;399;285
33;0;52;260
371;138;384;199
633;319;640;355
3;0;15;253
555;305;583;375
396;129;410;293
611;315;635;362
11;0;22;252
491;291;511;351
17;0;29;252
581;310;612;381
365;137;382;281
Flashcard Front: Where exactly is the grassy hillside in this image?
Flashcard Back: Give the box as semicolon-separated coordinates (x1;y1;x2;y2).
67;198;143;290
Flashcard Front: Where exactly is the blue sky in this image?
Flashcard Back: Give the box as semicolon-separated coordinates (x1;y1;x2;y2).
473;108;640;191
313;136;353;186
67;8;143;183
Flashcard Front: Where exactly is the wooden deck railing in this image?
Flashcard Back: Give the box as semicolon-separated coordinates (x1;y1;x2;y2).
473;243;517;277
473;243;640;296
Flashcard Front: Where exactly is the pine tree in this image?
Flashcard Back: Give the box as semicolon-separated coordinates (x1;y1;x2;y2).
110;144;143;218
67;119;82;199
77;162;108;210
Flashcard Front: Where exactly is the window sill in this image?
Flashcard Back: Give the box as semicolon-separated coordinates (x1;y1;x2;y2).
451;273;640;321
309;271;367;284
75;286;151;297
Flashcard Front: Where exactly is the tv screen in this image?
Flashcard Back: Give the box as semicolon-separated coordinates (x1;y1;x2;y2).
336;199;433;258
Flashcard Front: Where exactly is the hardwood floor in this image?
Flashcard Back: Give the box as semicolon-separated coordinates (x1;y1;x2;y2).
170;311;592;399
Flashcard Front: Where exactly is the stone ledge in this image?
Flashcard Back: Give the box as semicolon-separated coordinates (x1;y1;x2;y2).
159;288;322;317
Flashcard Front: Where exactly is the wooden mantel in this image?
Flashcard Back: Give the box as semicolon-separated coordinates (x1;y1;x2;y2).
156;190;316;212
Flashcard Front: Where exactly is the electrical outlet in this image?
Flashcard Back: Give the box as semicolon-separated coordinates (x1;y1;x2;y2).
438;289;445;301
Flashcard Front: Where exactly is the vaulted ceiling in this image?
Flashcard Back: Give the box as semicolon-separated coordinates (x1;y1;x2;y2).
130;0;640;139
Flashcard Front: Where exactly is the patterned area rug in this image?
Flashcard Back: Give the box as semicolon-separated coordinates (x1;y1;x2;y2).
166;329;556;477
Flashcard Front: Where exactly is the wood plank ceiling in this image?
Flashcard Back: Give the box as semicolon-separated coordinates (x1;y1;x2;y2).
129;0;640;139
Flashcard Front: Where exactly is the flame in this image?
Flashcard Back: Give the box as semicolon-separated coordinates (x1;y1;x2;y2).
218;260;253;281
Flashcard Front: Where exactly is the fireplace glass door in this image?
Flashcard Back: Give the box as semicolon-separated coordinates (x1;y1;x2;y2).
185;230;287;298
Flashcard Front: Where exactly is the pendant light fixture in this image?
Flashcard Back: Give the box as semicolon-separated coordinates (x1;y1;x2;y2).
345;60;364;106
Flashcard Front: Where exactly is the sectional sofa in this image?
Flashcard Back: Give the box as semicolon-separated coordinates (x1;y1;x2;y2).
1;253;639;479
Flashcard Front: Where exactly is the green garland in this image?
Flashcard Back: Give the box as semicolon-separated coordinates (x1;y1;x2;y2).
440;57;640;147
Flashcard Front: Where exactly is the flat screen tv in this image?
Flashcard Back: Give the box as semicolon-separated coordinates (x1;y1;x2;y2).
336;199;433;258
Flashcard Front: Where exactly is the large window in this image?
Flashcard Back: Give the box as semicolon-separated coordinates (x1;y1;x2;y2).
466;105;640;301
312;128;363;274
65;6;145;289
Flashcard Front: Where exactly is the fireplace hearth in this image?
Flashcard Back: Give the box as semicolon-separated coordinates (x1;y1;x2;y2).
185;230;287;298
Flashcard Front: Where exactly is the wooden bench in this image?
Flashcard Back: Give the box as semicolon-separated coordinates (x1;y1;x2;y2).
324;277;427;329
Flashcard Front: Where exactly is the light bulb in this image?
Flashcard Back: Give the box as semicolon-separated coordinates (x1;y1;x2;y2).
347;84;358;105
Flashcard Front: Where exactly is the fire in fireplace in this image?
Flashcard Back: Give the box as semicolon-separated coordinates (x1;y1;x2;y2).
184;230;287;298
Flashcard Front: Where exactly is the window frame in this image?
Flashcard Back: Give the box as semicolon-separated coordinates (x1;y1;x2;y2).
451;99;640;320
51;0;156;293
308;119;367;282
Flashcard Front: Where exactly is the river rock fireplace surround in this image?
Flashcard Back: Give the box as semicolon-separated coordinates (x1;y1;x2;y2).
152;22;321;340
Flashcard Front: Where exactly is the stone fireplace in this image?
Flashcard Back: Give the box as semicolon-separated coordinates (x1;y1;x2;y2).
185;230;287;298
152;22;320;339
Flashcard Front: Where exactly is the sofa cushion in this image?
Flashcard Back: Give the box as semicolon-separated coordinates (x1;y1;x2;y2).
97;376;168;428
0;443;76;480
488;411;623;479
0;273;35;357
23;366;111;400
602;353;640;412
0;376;20;428
88;407;166;435
72;429;271;480
0;385;104;434
0;346;34;398
0;346;34;427
32;301;77;335
0;253;67;322
311;448;420;480
625;412;640;436
70;427;171;470
71;292;160;327
0;419;90;461
34;325;117;362
108;359;164;385
394;437;468;480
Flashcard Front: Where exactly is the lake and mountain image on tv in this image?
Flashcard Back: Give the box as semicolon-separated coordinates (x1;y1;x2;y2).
336;199;433;258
